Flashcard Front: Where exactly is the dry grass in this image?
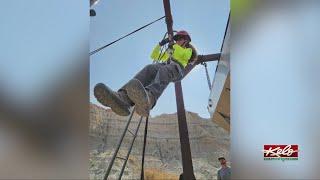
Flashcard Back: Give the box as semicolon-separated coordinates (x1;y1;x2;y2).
144;168;178;180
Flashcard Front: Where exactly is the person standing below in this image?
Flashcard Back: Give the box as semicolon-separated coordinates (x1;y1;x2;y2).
217;157;231;180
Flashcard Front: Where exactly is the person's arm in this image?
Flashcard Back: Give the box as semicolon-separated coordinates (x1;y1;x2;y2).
150;44;169;62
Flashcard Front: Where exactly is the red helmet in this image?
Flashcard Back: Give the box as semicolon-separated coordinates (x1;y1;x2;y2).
174;30;191;42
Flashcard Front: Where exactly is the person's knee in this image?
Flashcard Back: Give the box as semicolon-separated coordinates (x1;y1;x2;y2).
144;63;161;75
158;66;169;74
144;63;157;69
158;65;182;82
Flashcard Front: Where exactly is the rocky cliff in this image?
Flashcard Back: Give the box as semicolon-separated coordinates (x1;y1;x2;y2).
89;103;230;180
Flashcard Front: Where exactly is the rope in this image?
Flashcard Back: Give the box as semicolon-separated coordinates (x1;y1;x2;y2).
90;16;165;56
140;116;149;180
202;62;212;91
157;32;168;61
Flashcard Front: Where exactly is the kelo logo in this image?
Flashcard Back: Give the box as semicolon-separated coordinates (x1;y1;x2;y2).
263;145;299;161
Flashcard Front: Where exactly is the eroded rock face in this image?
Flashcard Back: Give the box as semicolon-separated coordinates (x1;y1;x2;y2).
89;103;230;180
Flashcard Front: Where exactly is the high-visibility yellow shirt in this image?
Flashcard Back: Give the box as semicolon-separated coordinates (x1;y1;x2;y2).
150;44;193;68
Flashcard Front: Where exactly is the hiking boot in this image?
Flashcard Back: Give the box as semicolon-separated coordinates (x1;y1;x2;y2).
117;89;134;106
94;83;131;116
124;79;150;117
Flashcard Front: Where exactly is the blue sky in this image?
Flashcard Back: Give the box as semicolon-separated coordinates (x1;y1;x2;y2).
90;0;229;118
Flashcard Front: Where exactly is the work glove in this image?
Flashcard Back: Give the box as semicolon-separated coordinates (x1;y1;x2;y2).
159;38;169;46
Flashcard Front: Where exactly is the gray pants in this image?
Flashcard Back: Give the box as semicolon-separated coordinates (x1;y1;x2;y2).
120;61;185;105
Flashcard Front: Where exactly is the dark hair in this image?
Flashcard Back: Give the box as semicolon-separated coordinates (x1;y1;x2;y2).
218;157;225;161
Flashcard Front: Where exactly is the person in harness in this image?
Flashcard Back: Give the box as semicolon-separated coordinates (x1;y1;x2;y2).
94;30;197;117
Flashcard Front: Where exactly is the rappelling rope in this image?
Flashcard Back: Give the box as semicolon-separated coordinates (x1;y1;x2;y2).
90;16;165;56
140;116;149;180
156;32;169;61
156;30;179;64
202;62;212;91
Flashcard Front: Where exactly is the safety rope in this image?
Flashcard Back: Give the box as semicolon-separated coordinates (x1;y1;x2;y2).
157;32;169;61
90;16;165;56
202;62;212;91
140;116;149;180
157;30;177;61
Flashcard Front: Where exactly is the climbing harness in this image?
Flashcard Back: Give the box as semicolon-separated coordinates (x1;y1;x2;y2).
90;16;165;56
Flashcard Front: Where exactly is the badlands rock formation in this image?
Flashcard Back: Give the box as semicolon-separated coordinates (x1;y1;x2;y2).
89;103;230;180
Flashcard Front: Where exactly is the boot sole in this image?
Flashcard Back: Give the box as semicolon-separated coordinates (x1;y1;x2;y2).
94;83;130;116
125;79;149;117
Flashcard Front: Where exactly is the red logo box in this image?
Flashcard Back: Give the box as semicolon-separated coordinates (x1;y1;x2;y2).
263;145;298;158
